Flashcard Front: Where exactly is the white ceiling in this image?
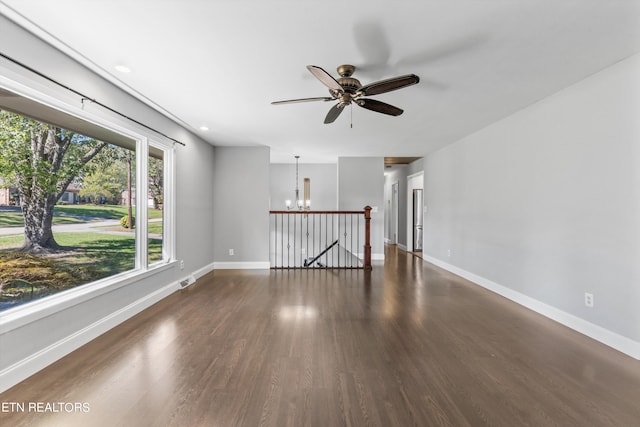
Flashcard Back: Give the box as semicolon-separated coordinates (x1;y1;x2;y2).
1;1;639;163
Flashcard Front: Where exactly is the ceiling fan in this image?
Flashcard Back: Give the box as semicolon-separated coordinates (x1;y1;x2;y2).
272;64;420;124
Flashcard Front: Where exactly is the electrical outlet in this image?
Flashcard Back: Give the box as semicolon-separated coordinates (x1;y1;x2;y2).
179;260;184;270
447;249;451;257
301;248;306;255
584;293;594;308
229;249;234;256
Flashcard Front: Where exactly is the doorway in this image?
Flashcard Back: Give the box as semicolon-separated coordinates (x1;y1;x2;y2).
391;181;399;244
412;189;423;252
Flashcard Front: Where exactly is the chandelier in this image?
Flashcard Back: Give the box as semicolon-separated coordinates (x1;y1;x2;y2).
285;155;310;210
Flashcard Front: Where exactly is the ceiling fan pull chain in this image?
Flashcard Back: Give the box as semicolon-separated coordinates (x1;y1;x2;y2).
350;103;353;128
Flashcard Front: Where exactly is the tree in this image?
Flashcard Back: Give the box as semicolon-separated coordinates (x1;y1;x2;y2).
78;163;124;204
149;156;164;209
87;144;135;227
0;110;107;253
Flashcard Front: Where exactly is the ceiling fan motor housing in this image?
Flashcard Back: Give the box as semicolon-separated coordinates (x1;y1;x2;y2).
337;77;362;94
336;64;361;95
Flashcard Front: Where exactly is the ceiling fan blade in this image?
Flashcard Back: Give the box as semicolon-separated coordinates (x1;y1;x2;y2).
357;98;403;116
358;74;420;96
307;65;343;92
324;103;345;124
353;21;391;72
397;34;489;68
271;97;334;105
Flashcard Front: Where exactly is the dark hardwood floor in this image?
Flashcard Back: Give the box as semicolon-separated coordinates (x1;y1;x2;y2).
1;246;639;426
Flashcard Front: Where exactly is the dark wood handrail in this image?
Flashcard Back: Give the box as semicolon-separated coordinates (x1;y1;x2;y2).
269;206;372;270
269;210;365;214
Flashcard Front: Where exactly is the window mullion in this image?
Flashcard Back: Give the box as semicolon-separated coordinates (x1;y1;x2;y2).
164;146;176;262
136;138;149;270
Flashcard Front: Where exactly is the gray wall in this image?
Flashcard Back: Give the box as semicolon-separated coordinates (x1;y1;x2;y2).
423;53;640;344
0;15;216;390
213;146;270;265
270;163;337;211
177;138;216;272
337;157;385;258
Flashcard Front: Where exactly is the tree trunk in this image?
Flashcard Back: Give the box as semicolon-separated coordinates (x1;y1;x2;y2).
21;193;60;253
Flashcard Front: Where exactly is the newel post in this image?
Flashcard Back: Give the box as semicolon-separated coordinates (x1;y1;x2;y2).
364;205;372;271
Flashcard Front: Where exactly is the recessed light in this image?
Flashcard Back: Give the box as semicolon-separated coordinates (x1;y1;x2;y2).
199;126;209;131
115;65;131;73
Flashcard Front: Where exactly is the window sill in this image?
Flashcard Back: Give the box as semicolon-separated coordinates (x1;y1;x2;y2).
0;260;178;334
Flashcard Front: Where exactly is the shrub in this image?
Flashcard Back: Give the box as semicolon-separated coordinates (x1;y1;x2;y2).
120;215;135;229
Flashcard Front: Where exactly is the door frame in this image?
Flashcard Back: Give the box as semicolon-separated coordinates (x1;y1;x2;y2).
406;172;424;253
391;180;399;244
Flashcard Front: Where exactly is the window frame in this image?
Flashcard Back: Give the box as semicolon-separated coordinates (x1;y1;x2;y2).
148;140;175;267
0;66;177;330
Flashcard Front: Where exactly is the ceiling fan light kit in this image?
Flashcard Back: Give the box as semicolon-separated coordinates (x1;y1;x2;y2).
272;64;419;124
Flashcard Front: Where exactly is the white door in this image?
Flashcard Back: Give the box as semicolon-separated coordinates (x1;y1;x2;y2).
406;172;424;252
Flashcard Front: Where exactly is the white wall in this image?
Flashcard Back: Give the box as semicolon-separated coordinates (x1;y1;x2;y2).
213;146;270;268
423;53;640;357
407;158;424;177
0;15;216;391
270;163;337;211
337;157;385;259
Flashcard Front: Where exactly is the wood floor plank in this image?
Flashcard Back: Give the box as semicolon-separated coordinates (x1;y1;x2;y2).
1;246;639;426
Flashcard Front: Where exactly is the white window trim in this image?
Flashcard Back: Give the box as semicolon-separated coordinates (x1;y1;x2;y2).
0;64;177;330
149;140;176;265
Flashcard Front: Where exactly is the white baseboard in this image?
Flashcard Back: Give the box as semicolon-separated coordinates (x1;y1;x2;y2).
191;261;216;279
213;261;271;270
423;255;640;360
372;253;385;261
398;244;407;252
0;280;180;393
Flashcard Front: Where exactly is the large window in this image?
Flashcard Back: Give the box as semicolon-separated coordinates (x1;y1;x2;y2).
0;85;174;312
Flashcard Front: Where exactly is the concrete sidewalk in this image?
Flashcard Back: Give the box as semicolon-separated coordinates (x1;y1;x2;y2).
0;219;120;236
0;219;162;238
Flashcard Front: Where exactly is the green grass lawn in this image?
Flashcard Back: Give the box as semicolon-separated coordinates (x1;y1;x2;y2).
0;232;162;310
0;211;88;227
57;204;163;220
0;203;165;310
0;205;163;228
0;234;23;249
56;204;127;219
148;221;163;235
0;211;24;227
0;211;27;227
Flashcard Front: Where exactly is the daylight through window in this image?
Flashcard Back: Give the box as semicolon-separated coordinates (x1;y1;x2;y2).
0;86;173;312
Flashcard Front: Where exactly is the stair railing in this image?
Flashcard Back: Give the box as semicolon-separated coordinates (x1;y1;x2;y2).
269;206;372;270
